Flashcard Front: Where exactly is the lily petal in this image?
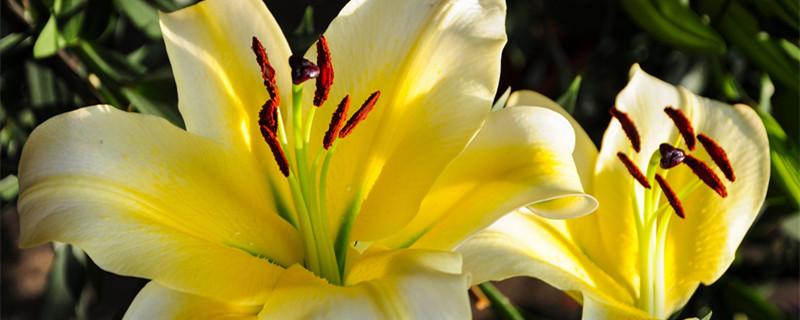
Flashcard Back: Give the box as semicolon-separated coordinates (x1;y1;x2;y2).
308;0;507;241
381;106;597;250
458;210;637;309
124;282;261;319
159;0;292;184
18;106;301;304
506;90;599;190
258;249;470;319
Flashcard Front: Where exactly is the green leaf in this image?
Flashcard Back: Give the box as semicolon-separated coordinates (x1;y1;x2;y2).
80;0;115;40
56;0;88;45
556;75;582;114
757;108;800;210
700;311;713;320
0;33;32;56
114;0;161;39
25;60;71;107
0;175;19;201
33;15;60;58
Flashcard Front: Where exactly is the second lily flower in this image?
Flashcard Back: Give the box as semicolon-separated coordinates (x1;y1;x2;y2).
458;64;770;319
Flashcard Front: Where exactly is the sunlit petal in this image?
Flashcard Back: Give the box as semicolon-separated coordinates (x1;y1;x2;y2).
124;282;261;319
458;210;634;305
381;106;596;249
18;106;300;304
258;249;470;319
307;0;507;242
506;90;598;190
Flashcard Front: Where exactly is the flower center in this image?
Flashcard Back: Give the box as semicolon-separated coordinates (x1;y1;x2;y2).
251;36;381;285
611;106;735;317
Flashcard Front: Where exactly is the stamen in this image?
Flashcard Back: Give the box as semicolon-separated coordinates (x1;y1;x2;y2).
659;143;685;169
697;134;735;182
609;106;641;152
259;99;279;134
260;125;290;177
664;107;695;151
683;155;727;197
314;35;333;107
289;55;320;85
324;95;350;149
339;91;381;139
654;174;685;219
617;152;651;189
251;37;280;105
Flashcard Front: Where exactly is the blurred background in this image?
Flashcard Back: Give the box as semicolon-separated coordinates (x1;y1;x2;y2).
1;0;797;319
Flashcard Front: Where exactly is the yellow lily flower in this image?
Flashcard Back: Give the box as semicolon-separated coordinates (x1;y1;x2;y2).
458;64;770;319
17;0;597;317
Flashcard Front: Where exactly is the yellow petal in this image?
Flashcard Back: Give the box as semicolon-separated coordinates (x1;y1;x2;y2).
381;106;597;250
457;210;636;308
124;282;261;319
307;0;507;242
18;106;301;304
159;0;292;196
507;90;598;190
258;249;470;319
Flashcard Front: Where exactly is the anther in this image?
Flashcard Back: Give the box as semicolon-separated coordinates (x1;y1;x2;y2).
251;37;279;105
314;35;333;107
289;55;320;85
617;152;651;189
659;143;685;169
339;91;380;139
260;125;290;177
664;107;695;150
697;134;735;182
655;173;685;219
324;95;350;149
259;99;279;134
609;106;641;152
683;155;727;197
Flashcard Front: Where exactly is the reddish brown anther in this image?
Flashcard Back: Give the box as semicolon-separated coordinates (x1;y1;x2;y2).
664;107;695;151
683;155;727;197
339;91;380;139
260;125;289;177
324;95;350;149
697;133;735;182
259;99;279;134
251;37;280;106
314;35;333;107
617;152;651;189
655;173;685;219
609;106;641;152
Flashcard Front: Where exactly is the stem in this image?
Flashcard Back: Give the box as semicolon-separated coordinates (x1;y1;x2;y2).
478;283;524;320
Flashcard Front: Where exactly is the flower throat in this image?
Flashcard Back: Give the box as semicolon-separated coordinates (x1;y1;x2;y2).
251;36;380;285
610;106;736;318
